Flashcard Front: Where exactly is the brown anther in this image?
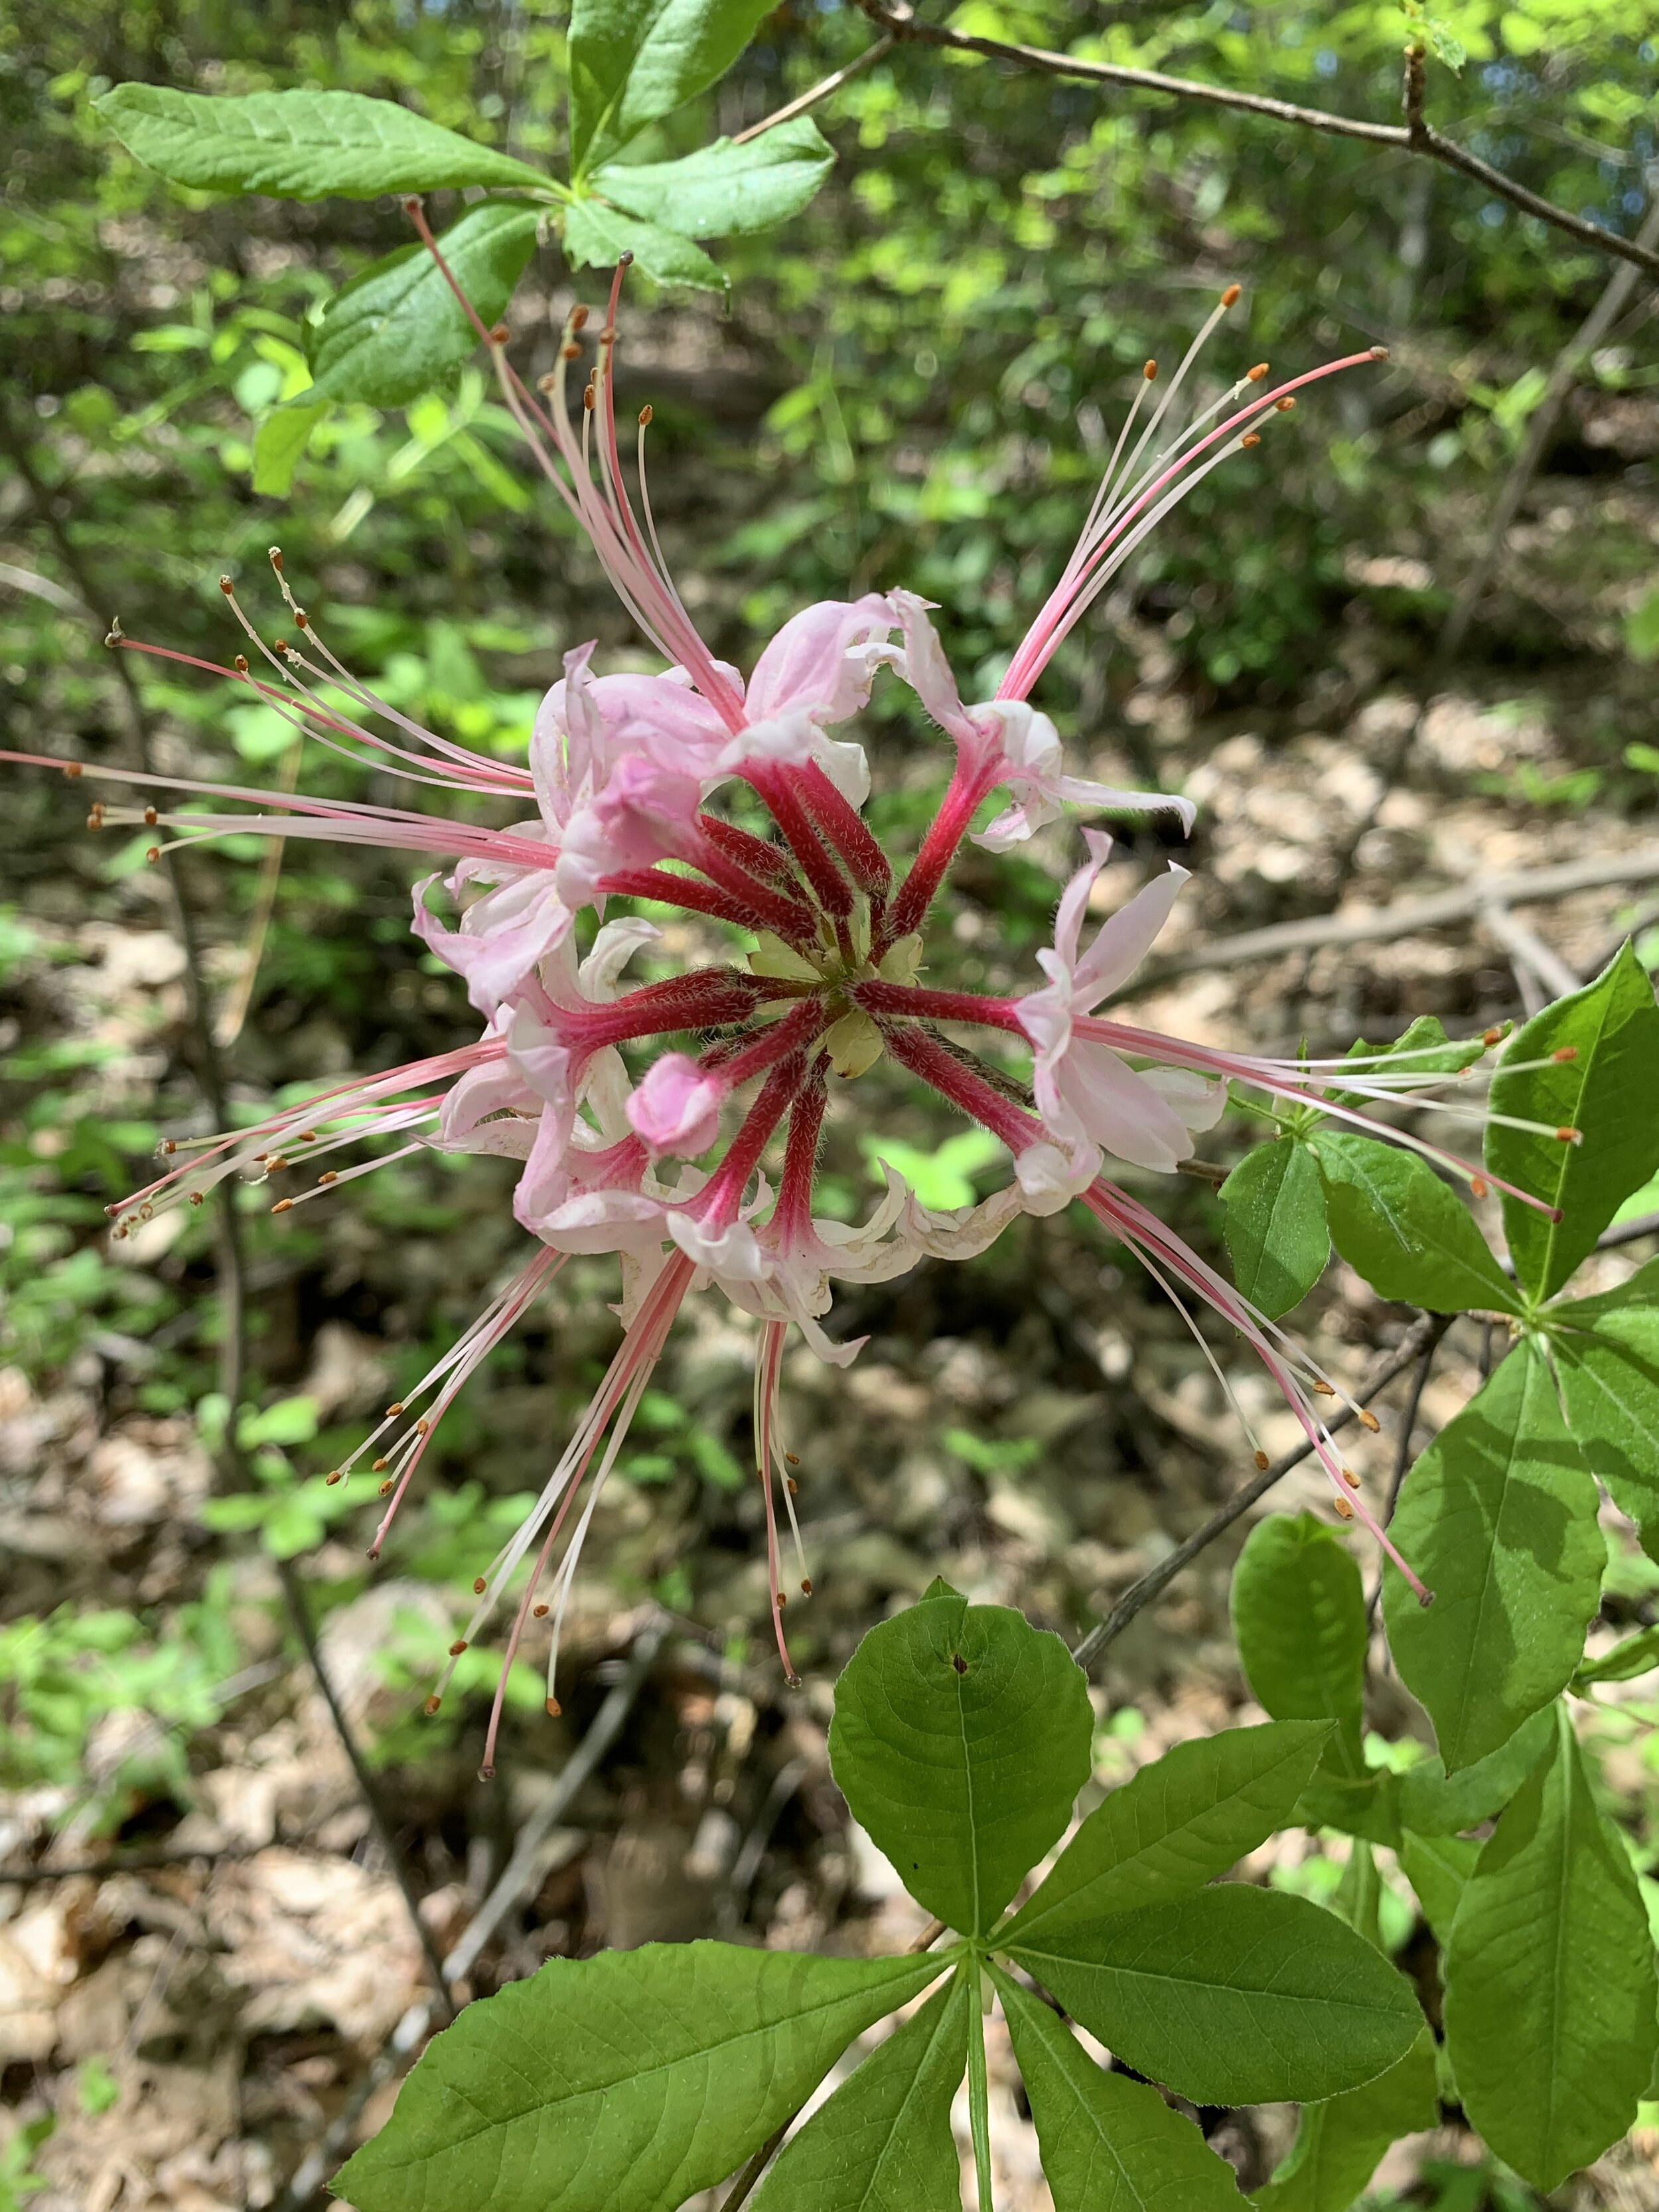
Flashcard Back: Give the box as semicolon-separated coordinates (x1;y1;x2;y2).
269;1195;293;1213
269;548;283;571
618;249;634;268
188;1191;204;1206
86;809;104;830
638;403;653;426
1551;1046;1578;1063
297;1132;315;1142
378;1479;394;1497
786;1476;799;1495
532;1602;549;1618
139;1203;153;1220
144;806;158;826
1556;1126;1581;1144
473;1576;487;1595
800;1578;813;1596
784;1451;800;1467
386;1402;405;1417
1418;1587;1435;1608
319;1170;338;1185
1369;344;1390;361
1254;1449;1270;1471
1143;360;1157;380
559;344;579;362
1340;1466;1361;1489
219;575;234;595
325;1469;343;1485
415;1419;430;1436
1471;1175;1489;1199
265;1155;289;1171
449;1640;468;1657
570;304;590;332
425;1695;442;1716
583;385;595;412
295;609;309;630
1358;1409;1381;1433
1247;362;1269;381
63;761;82;776
273;638;287;654
545;1696;562;1717
1221;282;1242;306
785;1672;802;1690
478;1761;495;1779
1241;432;1262;449
1333;1495;1355;1520
234;654;250;674
490;322;510;344
776;1591;786;1609
1312;1380;1335;1396
145;846;161;864
1275;396;1297;413
1482;1025;1503;1047
372;1457;390;1473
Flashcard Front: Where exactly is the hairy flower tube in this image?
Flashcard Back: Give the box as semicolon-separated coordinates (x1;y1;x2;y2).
7;246;1577;1773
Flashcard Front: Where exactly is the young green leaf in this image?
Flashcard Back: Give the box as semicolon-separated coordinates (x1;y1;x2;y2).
1329;1014;1490;1110
1487;942;1659;1300
1314;1133;1518;1313
569;0;776;176
306;203;539;409
828;1590;1092;1937
1383;1343;1603;1771
94;84;549;199
1230;1514;1367;1777
1220;1139;1330;1319
1002;1720;1334;1946
563;199;724;291
1443;1707;1659;2189
1011;1885;1422;2106
751;1971;970;2212
334;1942;944;2212
1549;1251;1659;1323
993;1968;1244;2212
1252;2032;1437;2212
1292;1769;1402;1848
251;400;329;497
1394;1704;1555;1835
593;117;835;240
1397;1832;1480;1947
1574;1619;1659;1688
1553;1309;1659;1551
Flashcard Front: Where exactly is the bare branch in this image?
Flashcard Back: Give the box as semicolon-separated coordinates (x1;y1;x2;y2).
733;35;895;144
848;0;1659;281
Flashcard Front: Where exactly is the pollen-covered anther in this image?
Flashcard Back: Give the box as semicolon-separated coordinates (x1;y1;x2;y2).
784;1672;802;1691
532;1602;549;1619
800;1578;813;1596
378;1479;394;1497
1482;1025;1504;1047
1333;1495;1356;1520
1240;433;1262;449
1221;283;1242;305
570;303;590;332
86;806;104;830
325;1470;344;1486
1557;1126;1583;1144
1551;1047;1578;1063
372;1456;390;1473
1253;1449;1270;1471
472;1576;487;1595
318;1170;338;1185
144;806;158;826
1369;344;1390;361
1357;1409;1381;1433
1143;360;1157;381
1311;1380;1336;1397
1471;1175;1490;1199
386;1401;405;1417
449;1639;468;1657
145;847;161;865
478;1761;494;1780
1340;1466;1361;1489
785;1451;800;1467
1247;362;1269;382
269;548;284;571
218;575;234;595
234;654;250;674
188;1191;205;1207
545;1696;561;1717
424;1694;442;1716
1275;396;1297;413
270;1196;293;1213
415;1419;431;1436
638;403;653;426
490;322;510;344
786;1475;799;1496
775;1590;786;1609
63;761;83;776
294;609;309;630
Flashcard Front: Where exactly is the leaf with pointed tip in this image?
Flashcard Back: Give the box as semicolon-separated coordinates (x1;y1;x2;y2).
1315;1132;1518;1314
334;1942;944;2212
306;202;539;409
563;198;724;291
1382;1344;1603;1771
95;84;549;198
829;1591;1092;1937
1010;1885;1422;2106
1252;2033;1437;2212
1443;1707;1658;2189
1329;1014;1489;1112
994;1968;1245;2212
1002;1720;1333;1947
1395;1706;1555;1835
1553;1307;1659;1553
1398;1832;1480;1946
1230;1515;1367;1777
1221;1139;1330;1319
1488;942;1659;1300
569;0;775;175
751;1971;970;2211
252;400;328;496
593;118;834;239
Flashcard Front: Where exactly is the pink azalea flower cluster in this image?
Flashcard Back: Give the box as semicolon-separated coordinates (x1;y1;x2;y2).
9;251;1559;1773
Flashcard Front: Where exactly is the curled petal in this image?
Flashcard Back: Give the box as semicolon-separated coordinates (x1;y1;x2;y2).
745;595;897;725
627;1053;724;1160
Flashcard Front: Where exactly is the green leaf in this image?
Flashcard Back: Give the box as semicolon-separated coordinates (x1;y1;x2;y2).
593;117;835;240
994;1968;1244;2212
1575;1621;1659;1687
1314;1133;1518;1314
563;198;724;291
569;0;776;175
751;1971;969;2212
1383;1344;1603;1769
306;202;539;408
1443;1707;1659;2189
1293;1771;1402;1848
1487;943;1659;1300
1230;1515;1367;1777
829;1591;1092;1937
335;1942;944;2212
1394;1706;1555;1834
1329;1015;1489;1110
251;400;328;496
94;84;549;200
236;1394;318;1449
1252;2032;1438;2212
1220;1140;1330;1319
1397;1832;1480;1946
1011;1885;1422;2106
1003;1720;1334;1947
1553;1308;1659;1551
1551;1252;1659;1323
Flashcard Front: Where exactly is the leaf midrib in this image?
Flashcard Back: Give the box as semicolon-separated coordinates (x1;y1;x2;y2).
1008;1941;1407;2019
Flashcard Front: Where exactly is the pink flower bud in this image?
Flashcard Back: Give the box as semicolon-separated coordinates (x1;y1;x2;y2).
626;1053;723;1159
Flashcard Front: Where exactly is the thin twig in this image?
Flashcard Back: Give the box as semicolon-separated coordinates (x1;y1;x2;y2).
848;0;1659;278
1121;844;1659;991
1480;902;1581;1012
733;35;895;143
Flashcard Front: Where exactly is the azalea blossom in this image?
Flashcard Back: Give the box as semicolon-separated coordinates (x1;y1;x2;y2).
7;240;1581;1773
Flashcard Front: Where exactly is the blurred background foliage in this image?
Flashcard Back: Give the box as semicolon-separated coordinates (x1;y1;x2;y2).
1;7;1658;2182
